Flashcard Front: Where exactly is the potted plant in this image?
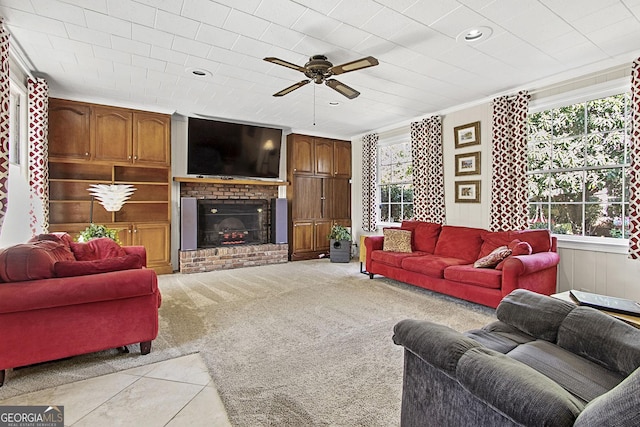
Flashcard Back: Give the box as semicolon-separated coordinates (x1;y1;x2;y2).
78;223;121;244
328;224;352;263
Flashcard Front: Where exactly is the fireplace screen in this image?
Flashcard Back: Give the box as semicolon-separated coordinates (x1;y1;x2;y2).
197;200;269;248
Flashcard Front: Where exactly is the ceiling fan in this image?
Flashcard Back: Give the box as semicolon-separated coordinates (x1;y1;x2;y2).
264;54;379;99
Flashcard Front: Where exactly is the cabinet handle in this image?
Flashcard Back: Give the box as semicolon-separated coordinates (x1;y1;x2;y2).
133;228;138;233
134;155;138;160
85;152;89;156
293;168;297;171
128;229;132;233
128;155;132;160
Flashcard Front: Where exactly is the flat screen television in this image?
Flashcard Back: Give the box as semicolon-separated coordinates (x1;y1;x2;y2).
187;117;283;179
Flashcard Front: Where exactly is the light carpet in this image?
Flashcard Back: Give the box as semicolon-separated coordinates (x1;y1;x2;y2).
0;259;496;426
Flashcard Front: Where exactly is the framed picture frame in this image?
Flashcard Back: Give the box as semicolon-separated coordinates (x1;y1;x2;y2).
455;151;481;176
454;121;481;148
455;180;481;203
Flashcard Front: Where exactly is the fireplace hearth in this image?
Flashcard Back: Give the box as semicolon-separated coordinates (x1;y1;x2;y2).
197;199;269;248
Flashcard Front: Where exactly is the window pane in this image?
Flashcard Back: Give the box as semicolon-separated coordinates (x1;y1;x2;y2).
392;161;411;182
390;184;402;203
378;164;392;184
553;104;585;137
587;94;626;133
379;204;390;222
586;132;625;166
528;138;551;171
529;203;550;229
528;110;552;138
552;136;584;169
550;171;583;202
586;203;627;238
379;147;393;166
403;184;413;202
585;168;622;203
403;203;413;220
390;204;401;222
528;173;549;202
380;185;389;203
550;204;582;235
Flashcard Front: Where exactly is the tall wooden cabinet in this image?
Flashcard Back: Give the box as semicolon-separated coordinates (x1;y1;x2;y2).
48;98;172;274
287;134;351;261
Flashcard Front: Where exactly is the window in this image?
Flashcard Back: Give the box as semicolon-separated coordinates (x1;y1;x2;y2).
378;139;413;223
527;92;631;239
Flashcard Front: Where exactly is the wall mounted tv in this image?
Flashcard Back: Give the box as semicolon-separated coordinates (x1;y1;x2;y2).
187;117;283;179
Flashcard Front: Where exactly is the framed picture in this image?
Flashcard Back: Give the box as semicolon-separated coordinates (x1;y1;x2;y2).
455;180;481;203
454;121;481;148
455;151;481;176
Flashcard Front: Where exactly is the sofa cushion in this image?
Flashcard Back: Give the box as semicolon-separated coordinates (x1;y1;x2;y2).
444;265;502;289
383;228;412;253
370;250;426;268
496;289;575;342
412;222;441;254
556;306;640;377
0;241;72;282
474;245;511;268
401;255;469;278
70;238;127;261
507;340;625;403
29;232;75;249
495;239;532;270
478;231;512;258
54;254;144;278
433;225;485;263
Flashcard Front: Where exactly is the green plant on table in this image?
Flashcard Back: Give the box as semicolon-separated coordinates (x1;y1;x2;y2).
328;224;352;241
78;223;121;244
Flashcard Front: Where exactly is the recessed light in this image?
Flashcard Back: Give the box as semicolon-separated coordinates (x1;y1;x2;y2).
456;26;493;44
329;101;340;106
186;67;211;77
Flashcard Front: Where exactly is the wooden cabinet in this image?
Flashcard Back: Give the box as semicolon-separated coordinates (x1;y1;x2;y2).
48;99;172;274
49;99;91;160
287;133;351;261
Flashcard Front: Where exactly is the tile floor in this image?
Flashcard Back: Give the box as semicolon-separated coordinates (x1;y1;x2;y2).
0;353;232;426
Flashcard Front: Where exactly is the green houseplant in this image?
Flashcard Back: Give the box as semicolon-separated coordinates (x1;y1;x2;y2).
78;223;121;244
328;224;352;263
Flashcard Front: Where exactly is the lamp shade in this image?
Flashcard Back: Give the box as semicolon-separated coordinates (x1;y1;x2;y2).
88;184;136;212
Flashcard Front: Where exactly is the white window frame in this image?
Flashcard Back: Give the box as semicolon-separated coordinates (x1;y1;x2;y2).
376;133;413;227
528;78;631;254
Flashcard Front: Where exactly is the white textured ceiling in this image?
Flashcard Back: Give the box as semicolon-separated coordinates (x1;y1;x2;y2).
2;0;640;139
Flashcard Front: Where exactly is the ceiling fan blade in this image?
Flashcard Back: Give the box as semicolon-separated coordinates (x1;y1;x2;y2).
264;57;306;73
273;80;310;97
329;56;379;75
325;79;360;99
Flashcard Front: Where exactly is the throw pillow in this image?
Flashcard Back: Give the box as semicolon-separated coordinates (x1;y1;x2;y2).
383;229;413;253
495;240;533;270
0;241;63;282
474;245;511;268
70;237;127;261
54;254;143;277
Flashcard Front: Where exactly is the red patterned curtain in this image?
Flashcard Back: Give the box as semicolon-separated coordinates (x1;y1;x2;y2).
628;58;640;259
410;116;445;223
28;77;49;234
362;133;378;232
0;19;9;231
490;91;530;231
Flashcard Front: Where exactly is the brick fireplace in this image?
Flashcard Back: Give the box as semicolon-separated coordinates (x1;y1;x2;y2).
178;181;288;273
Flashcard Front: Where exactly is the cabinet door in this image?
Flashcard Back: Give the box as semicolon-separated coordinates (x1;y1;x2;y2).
49;99;91;160
314;138;333;176
93;106;133;163
314;220;332;252
292;176;322;219
290;134;314;175
133;112;170;166
333;140;351;178
132;222;171;268
292;221;314;253
325;178;351;220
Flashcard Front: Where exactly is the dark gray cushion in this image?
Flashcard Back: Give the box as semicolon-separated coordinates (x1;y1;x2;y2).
457;347;584;427
557;306;640;376
393;319;481;376
496;289;575;342
465;329;520;354
574;367;640;427
508;340;624;403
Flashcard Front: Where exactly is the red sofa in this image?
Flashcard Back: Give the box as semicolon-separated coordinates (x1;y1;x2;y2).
365;221;559;308
0;233;161;386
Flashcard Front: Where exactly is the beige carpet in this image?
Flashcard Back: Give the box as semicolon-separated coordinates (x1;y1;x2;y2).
0;259;496;426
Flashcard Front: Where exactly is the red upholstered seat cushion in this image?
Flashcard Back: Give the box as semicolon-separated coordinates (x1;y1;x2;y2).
70;238;127;261
0;241;75;282
54;254;144;277
444;265;503;289
401;255;469;278
433;225;485;263
370;250;426;268
413;222;442;254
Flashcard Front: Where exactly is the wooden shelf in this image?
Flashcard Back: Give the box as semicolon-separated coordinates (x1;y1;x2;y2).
173;176;289;186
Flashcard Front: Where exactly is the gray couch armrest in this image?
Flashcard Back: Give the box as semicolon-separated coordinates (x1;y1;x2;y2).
393;319;481;376
457;347;584;427
496;289;575;342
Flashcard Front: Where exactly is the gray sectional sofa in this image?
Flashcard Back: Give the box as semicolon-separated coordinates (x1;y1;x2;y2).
392;289;640;426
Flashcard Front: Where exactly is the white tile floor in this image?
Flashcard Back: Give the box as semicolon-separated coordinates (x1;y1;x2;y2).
0;354;232;426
